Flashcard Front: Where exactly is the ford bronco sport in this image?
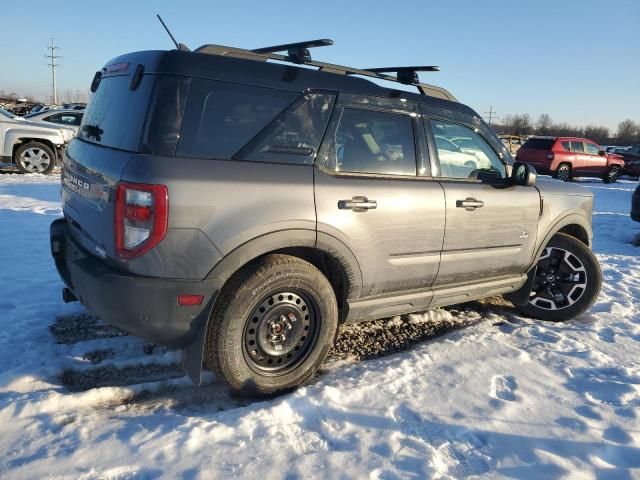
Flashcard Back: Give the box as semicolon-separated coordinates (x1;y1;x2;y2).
50;39;602;396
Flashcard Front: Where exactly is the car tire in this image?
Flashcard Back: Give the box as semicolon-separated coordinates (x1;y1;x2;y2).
516;233;601;322
602;165;621;184
554;163;572;182
204;254;338;396
14;142;56;175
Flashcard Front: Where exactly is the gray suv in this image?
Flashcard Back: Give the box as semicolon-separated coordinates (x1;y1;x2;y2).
50;39;601;396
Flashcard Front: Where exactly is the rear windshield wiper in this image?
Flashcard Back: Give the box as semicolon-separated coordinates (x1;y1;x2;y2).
82;124;104;141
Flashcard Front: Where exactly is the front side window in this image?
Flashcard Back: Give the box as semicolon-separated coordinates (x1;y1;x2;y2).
570;141;585;153
333;108;416;176
585;142;600;155
430;119;506;179
177;80;298;160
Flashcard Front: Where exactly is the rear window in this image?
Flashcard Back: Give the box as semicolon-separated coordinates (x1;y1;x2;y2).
78;75;154;151
522;138;555;150
176;79;298;160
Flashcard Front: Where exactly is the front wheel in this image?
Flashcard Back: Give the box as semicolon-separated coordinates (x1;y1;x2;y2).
516;233;601;322
204;255;338;396
603;165;621;184
14;142;56;174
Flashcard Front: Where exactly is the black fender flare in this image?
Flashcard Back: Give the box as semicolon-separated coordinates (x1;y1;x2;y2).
181;229;362;384
505;212;592;306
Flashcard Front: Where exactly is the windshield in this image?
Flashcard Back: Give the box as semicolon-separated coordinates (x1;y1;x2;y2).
0;108;16;119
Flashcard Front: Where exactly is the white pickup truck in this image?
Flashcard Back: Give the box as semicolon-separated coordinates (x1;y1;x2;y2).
1;108;75;174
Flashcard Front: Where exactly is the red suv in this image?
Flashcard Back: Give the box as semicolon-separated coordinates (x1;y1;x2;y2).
516;136;625;183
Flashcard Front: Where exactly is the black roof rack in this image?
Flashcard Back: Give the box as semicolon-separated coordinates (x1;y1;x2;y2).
252;39;333;64
193;39;457;101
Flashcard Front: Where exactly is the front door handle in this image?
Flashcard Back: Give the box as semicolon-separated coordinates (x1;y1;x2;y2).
338;196;377;212
456;197;484;211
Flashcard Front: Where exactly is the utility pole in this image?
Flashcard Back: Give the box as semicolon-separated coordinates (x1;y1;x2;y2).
484;105;498;125
45;39;61;105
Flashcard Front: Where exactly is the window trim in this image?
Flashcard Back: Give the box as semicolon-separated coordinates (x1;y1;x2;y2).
422;115;509;184
315;104;426;179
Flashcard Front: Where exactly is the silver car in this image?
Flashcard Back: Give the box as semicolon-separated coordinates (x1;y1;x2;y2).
24;109;84;135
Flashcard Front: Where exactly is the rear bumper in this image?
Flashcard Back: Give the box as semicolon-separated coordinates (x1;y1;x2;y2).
50;218;220;348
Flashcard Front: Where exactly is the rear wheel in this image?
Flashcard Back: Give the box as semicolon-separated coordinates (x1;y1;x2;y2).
14;142;55;175
516;233;601;322
603;165;621;184
204;254;338;396
554;163;571;182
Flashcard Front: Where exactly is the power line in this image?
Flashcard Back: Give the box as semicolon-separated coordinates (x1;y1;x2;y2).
483;105;499;125
45;39;62;104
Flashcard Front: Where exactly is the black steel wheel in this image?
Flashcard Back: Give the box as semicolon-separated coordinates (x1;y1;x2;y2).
517;233;601;321
555;163;571;182
243;290;319;374
205;254;338;396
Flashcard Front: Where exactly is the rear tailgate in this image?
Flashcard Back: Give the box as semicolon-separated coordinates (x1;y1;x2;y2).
61;59;158;262
62;140;135;260
516;138;555;170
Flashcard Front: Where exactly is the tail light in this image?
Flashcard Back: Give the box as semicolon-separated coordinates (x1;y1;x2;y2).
546;152;555;161
115;182;168;259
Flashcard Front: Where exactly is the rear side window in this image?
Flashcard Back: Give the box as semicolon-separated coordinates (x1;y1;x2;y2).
571;141;585;153
177;80;298;160
78;74;154;151
333;108;417;176
522;138;555;150
237;93;335;165
561;141;571;150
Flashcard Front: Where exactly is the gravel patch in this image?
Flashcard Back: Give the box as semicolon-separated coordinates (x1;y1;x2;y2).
50;313;129;344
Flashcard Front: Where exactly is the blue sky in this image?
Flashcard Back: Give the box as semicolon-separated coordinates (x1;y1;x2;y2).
1;0;638;130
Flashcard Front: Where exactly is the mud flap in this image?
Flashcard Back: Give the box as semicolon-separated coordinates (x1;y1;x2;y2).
181;293;219;386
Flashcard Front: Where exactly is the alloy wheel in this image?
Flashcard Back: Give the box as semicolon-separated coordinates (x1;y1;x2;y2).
528;247;587;310
19;148;52;173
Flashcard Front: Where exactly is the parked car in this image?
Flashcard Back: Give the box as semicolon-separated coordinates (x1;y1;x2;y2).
615;144;640;178
50;39;602;396
24;109;84;135
516;136;625;183
62;103;87;111
1;108;74;173
29;104;62;115
499;134;526;155
632;184;640;222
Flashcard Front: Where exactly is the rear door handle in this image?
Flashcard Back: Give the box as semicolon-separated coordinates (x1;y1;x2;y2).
456;197;484;210
338;196;377;212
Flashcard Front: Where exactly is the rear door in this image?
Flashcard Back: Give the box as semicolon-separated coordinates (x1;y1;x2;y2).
423;109;540;289
314;93;445;298
568;140;589;173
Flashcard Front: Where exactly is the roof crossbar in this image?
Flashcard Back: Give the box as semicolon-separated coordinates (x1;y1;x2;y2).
365;66;440;85
252;39;333;64
193;40;457;101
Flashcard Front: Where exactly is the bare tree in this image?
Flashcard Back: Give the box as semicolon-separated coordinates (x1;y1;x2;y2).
617;119;639;144
535;114;553;136
584;125;610;145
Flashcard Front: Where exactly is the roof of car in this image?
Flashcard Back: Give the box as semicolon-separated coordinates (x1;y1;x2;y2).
103;48;479;119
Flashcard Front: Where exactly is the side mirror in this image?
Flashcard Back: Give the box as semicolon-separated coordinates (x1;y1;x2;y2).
511;162;537;187
598;150;606;156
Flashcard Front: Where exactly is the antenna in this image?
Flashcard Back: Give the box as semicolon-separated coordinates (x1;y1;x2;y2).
156;14;190;51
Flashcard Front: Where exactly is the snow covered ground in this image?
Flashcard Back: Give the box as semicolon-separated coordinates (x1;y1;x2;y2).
0;172;639;479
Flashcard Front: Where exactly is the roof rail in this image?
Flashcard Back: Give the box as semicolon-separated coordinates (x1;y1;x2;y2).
193;40;457;101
